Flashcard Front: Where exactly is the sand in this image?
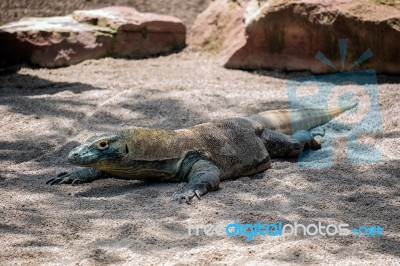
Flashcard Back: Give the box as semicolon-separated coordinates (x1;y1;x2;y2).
0;50;399;265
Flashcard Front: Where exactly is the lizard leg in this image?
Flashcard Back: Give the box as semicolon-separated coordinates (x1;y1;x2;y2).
172;160;220;204
46;168;108;185
292;130;321;150
261;129;321;158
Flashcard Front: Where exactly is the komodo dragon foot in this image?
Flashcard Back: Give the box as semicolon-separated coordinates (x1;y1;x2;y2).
262;129;321;158
172;160;221;204
46;168;107;185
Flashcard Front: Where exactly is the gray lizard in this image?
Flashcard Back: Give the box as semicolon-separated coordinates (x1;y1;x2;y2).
47;102;357;204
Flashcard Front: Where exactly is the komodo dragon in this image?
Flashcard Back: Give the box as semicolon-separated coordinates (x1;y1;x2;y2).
47;102;357;204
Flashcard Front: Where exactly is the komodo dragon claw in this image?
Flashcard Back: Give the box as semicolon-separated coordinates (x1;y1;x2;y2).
311;128;325;137
46;172;86;185
46;172;73;185
46;168;106;185
172;189;201;204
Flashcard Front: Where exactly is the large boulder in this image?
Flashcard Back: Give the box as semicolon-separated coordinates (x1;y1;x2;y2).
0;6;186;68
189;0;400;74
73;6;186;58
0;16;113;68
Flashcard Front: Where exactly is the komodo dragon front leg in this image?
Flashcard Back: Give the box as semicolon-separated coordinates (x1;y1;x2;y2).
261;129;321;158
173;160;220;204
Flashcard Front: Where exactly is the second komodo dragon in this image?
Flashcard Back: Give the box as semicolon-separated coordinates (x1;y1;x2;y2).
47;102;357;204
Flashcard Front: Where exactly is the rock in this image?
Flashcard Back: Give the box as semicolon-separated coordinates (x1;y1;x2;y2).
189;0;245;52
189;0;400;74
0;6;186;68
0;16;113;68
73;6;186;58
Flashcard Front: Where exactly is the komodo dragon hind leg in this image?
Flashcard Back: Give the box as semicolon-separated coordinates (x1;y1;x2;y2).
46;168;108;185
261;129;321;158
292;130;322;150
172;160;220;204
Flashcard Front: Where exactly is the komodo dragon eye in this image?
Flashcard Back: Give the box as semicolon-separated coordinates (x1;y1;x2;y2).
96;140;109;150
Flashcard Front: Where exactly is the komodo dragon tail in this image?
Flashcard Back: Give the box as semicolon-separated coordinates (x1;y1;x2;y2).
249;101;358;135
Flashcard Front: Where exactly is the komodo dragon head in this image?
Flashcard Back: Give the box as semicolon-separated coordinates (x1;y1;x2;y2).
66;129;182;179
68;132;128;169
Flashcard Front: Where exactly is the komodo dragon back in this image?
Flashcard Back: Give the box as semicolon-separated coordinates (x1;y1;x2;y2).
249;101;358;135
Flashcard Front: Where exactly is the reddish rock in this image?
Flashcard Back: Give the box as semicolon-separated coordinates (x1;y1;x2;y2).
0;16;113;68
189;0;245;52
73;6;187;58
0;6;186;68
189;0;400;74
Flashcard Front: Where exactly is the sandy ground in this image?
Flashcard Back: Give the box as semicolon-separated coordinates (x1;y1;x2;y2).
0;50;399;265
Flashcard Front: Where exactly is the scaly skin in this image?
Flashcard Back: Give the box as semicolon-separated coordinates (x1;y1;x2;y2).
47;102;357;204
